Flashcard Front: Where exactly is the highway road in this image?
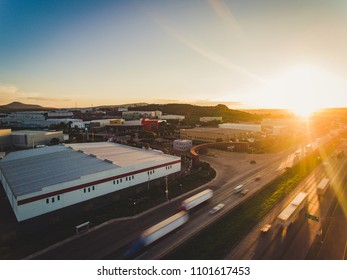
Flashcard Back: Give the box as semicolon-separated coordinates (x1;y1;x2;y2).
133;132;340;259
225;138;347;260
131;143;337;259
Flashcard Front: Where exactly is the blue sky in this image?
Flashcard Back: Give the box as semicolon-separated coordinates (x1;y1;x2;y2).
1;0;347;111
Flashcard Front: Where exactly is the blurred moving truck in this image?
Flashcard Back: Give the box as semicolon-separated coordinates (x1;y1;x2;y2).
316;178;329;196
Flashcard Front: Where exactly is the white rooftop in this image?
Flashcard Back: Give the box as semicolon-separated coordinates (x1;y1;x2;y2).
0;145;117;197
66;142;177;167
0;142;180;198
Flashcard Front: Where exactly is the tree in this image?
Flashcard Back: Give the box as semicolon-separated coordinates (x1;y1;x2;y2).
139;131;157;140
144;143;150;150
50;138;60;145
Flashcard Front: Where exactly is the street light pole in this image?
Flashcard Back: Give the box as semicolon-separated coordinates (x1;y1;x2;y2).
165;176;169;201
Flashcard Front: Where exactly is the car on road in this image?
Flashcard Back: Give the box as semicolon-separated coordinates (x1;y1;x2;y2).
209;203;225;214
233;185;244;194
239;189;249;197
261;224;272;233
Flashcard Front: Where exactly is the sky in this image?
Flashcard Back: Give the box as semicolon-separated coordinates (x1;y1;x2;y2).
1;0;347;112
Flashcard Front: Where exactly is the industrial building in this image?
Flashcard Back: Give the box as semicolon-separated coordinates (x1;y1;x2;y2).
88;118;125;127
47;111;74;118
200;117;222;122
0;111;47;128
141;119;166;131
218;123;261;132
11;130;65;148
105;120;144;135
122;110;162;120
158;115;185;121
0;129;12;151
180;127;252;143
0;142;181;221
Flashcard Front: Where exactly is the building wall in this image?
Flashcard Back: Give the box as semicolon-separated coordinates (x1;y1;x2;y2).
11;160;181;221
89;119;125;127
173;139;192;151
200;117;222;122
0;169;16;210
142;119;160;131
180;129;229;143
71;121;86;129
105;124;143;135
219;123;261;131
122;111;162;120
159;115;185;121
47;111;74;118
11;131;64;148
109;119;125;125
0;129;12;150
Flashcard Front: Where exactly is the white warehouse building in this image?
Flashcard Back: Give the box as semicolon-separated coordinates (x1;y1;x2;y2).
218;123;261;132
0;142;181;222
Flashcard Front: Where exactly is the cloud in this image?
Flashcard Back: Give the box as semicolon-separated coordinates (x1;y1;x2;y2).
208;0;242;33
147;98;243;108
26;96;71;102
0;84;28;104
0;83;71;105
152;15;264;83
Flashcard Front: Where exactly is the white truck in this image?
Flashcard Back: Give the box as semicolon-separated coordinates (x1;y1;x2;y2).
180;189;213;211
124;211;189;257
316;178;329;196
277;192;308;228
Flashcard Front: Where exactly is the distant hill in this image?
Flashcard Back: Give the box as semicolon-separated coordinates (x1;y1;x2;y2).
97;103;148;109
240;108;295;118
0;102;55;111
131;103;262;122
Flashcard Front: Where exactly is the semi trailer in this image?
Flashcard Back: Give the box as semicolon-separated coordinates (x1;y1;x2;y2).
179;189;213;211
124;210;188;257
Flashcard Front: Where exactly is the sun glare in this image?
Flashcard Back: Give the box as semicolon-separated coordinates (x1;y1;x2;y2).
290;105;318;118
245;64;343;115
280;65;323;117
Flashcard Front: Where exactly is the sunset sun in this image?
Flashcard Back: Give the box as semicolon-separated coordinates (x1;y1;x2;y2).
242;64;345;115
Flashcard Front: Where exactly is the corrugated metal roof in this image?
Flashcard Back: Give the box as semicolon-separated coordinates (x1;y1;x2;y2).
0;142;180;198
1;145;66;161
66;142;179;167
0;145;118;197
